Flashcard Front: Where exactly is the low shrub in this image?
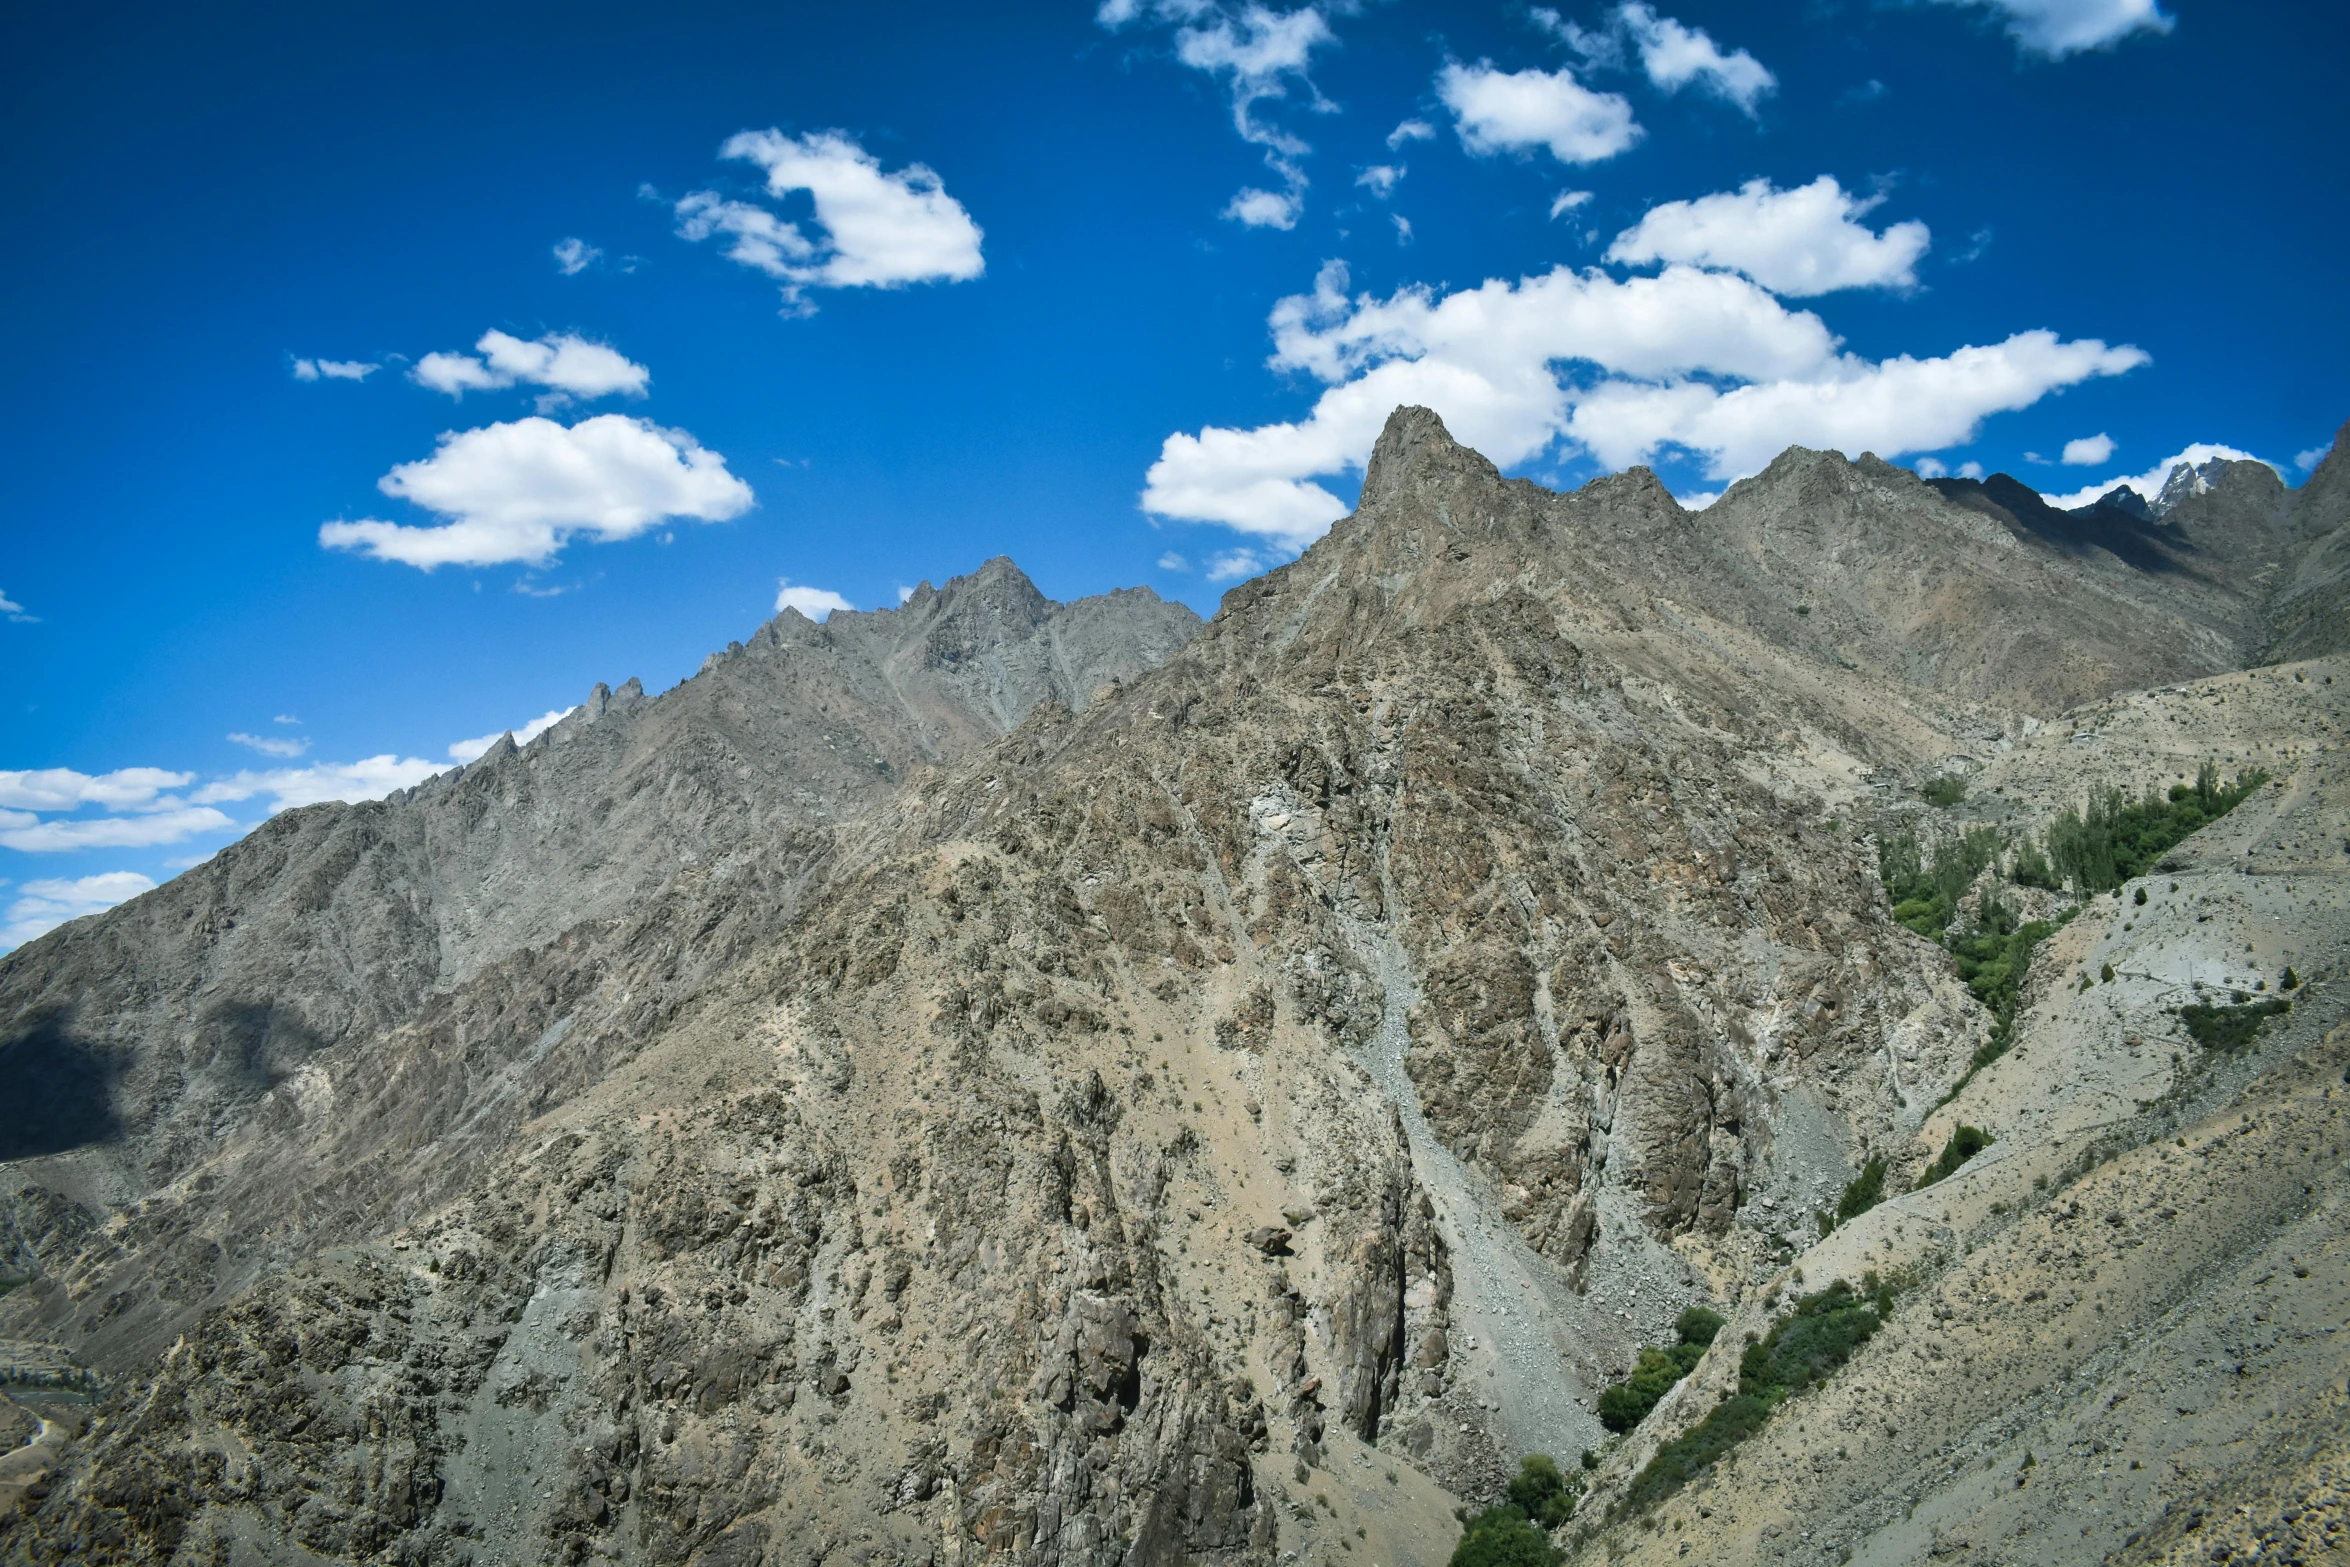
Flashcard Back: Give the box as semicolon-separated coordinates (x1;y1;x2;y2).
1450;1457;1581;1564
1915;1125;1993;1189
2178;997;2289;1052
1922;775;1967;808
1595;1308;1725;1432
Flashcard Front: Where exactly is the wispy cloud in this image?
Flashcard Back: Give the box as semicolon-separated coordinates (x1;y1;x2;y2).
1098;3;1342;229
0;588;35;624
553;236;602;275
228;731;310;758
1929;0;2174;58
292;358;379;382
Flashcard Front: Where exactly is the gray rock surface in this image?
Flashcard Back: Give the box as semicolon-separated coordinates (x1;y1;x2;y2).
2;408;2346;1567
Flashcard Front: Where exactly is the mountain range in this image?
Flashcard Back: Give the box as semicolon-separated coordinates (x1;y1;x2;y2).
2;411;2346;1567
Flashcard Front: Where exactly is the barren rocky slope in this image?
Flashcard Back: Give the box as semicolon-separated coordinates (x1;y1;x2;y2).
1;409;2345;1567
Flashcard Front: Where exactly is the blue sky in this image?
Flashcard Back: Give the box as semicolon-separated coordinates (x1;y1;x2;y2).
3;0;2345;945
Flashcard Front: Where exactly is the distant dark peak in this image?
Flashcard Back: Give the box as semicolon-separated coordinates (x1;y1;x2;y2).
2153;456;2284;519
2092;485;2154;522
1929;473;2192;576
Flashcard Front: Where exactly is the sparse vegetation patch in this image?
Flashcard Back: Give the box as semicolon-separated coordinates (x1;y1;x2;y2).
1449;1455;1582;1564
2045;764;2269;893
1615;1276;1901;1518
2177;997;2290;1052
1915;1125;1994;1189
1596;1307;1726;1432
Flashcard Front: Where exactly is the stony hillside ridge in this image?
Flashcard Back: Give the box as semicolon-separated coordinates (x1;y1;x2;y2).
0;561;1197;1252
0;408;2344;1567
2264;418;2350;662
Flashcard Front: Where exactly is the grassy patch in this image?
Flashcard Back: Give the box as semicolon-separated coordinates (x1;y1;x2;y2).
2177;997;2290;1052
1596;1307;1726;1432
1615;1276;1900;1519
1915;1125;1994;1189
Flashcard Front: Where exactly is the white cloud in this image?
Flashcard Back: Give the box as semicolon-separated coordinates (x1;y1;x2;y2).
553;237;602;275
1101;4;1341;224
1618;3;1776;113
2296;446;2328;472
1157;551;1191;571
1957;461;1985;479
1930;0;2173;57
895;584;916;604
293;358;378;382
1914;456;1948;479
228;731;309;758
0;767;194;813
412;331;650;402
1356;164;1404;198
1437;61;1642;166
2040;442;2271;509
0;807;235;852
1391;214;1413;245
2;872;157;950
678;130;984;308
447;708;574;763
0;588;33;623
1139;258;2144;541
1388;118;1436;149
319;414;755;569
1224;188;1301;229
775;579;855;621
193;755;446;813
1606;177;1930;296
1207;548;1268;581
1550;189;1593;219
273;714;300;725
2061;432;2115;465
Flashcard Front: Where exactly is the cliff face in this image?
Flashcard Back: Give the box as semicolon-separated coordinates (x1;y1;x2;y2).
2;409;2345;1567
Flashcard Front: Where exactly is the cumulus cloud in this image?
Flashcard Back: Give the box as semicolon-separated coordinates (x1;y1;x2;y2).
677;130;983;308
412;331;650;402
1157;551;1190;572
1617;3;1775;113
775;579;855;621
1437;61;1642;166
1100;3;1341;224
1930;0;2173;57
1356;165;1404;198
2040;442;2271;509
319;414;755;569
553;237;602;275
1139;259;2145;542
2;872;157;950
1606;177;1930;296
447;709;574;764
0;588;34;623
2298;447;2330;473
2061;432;2116;465
293;358;378;382
228;731;309;758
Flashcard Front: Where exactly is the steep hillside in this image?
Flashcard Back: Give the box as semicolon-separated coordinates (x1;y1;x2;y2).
1;409;2343;1567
